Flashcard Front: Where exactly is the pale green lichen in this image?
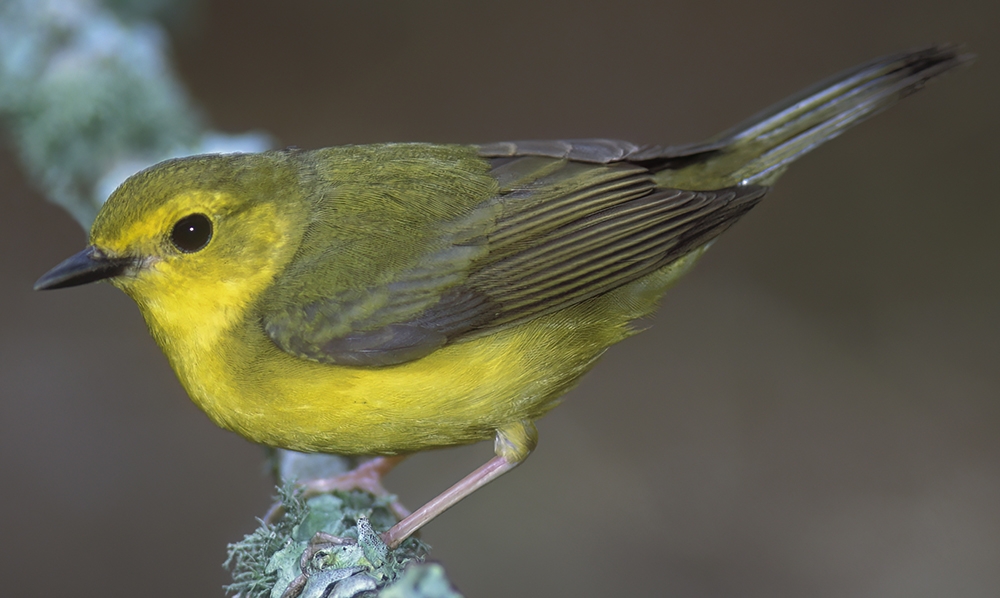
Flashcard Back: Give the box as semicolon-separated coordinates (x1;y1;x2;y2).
224;484;308;598
225;485;455;598
0;0;268;228
379;565;463;598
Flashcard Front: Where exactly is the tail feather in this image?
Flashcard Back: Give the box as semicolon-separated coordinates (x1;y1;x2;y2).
647;44;974;189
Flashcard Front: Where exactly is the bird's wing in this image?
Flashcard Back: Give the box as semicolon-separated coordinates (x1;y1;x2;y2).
264;142;765;366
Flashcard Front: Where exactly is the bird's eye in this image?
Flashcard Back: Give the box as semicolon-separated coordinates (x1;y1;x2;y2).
170;214;213;253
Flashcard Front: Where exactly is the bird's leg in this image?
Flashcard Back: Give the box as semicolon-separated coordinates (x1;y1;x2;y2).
301;455;409;514
264;455;410;525
302;455;410;520
381;420;538;549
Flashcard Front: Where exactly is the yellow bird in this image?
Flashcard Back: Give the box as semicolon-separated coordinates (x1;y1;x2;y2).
35;45;970;547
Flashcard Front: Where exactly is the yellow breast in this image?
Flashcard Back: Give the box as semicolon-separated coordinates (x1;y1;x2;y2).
126;231;706;455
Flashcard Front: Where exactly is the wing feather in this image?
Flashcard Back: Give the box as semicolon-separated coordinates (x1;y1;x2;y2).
264;143;766;366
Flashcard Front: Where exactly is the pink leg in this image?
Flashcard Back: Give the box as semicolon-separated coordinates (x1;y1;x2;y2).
381;455;519;548
381;420;538;549
304;455;410;519
301;456;407;499
265;455;410;524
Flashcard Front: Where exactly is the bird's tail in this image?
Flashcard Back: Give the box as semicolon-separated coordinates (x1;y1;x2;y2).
646;44;973;189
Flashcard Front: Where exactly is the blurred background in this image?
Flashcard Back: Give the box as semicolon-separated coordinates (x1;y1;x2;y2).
2;1;997;596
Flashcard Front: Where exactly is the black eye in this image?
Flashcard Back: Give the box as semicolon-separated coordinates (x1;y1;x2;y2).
170;214;213;253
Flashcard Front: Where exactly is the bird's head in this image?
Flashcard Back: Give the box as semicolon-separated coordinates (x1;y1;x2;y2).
36;151;307;340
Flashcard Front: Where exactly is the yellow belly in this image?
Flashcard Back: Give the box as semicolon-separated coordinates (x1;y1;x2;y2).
146;250;706;455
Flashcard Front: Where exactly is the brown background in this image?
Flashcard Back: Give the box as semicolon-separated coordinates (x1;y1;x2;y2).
2;1;998;596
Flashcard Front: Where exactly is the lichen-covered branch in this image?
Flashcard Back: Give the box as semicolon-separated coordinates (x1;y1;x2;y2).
1;2;458;596
0;0;267;228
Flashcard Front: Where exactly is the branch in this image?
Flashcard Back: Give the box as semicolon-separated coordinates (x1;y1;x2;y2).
0;0;268;227
0;2;459;596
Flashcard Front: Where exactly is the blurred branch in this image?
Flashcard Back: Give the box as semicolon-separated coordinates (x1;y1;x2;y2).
0;0;267;228
0;1;457;596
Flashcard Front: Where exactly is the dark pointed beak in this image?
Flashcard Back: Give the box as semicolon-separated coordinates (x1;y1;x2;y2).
34;246;135;290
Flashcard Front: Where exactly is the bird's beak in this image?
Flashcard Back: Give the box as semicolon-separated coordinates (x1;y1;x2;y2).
34;245;135;290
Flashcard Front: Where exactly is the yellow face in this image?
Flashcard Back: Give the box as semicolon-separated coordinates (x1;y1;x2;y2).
90;179;300;354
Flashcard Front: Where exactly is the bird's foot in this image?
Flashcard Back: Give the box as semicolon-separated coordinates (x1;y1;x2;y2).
265;455;410;526
299;455;410;520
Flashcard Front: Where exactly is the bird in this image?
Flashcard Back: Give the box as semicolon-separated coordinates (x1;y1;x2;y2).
35;44;971;548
